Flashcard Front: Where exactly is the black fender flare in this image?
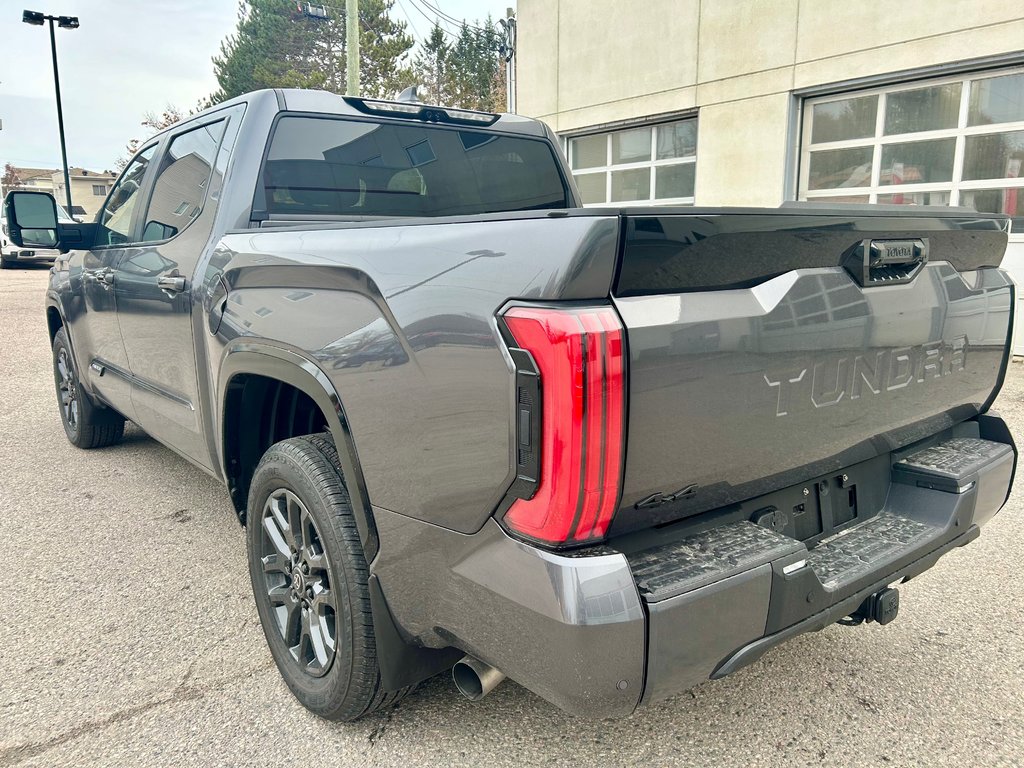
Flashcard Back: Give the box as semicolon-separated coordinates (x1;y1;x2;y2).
43;293;89;396
218;341;379;559
44;292;68;347
218;342;452;690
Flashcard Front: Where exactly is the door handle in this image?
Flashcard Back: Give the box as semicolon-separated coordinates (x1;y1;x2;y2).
85;268;114;288
158;275;187;295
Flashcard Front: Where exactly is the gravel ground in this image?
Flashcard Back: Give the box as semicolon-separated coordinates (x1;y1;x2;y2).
2;265;1023;767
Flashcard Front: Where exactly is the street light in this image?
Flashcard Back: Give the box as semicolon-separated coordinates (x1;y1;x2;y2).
22;9;79;217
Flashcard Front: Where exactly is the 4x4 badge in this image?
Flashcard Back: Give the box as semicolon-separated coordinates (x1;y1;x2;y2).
635;484;698;510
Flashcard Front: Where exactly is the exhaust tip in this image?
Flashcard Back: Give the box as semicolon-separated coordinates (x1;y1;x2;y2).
452;655;505;701
452;660;484;700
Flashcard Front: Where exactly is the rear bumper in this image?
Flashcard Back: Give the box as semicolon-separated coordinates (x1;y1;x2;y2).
371;418;1015;717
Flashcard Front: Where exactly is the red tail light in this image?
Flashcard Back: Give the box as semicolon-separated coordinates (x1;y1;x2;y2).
502;305;626;546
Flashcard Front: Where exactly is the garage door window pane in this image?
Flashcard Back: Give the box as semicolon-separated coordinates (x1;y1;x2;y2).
575;172;606;204
961;187;1024;231
610;168;650;201
876;191;952;206
962;130;1024;180
807;146;873;190
612;128;651;164
884;83;961;135
961;188;1024;217
656;121;697;159
654;163;695;199
805;194;870;203
570;135;606;170
810;96;878;144
879;138;955;185
968;73;1024;126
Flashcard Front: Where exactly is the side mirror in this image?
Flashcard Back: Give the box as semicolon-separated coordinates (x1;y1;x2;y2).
4;191;59;249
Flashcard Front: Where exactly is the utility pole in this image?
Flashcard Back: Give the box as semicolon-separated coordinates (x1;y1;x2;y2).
499;9;517;113
346;0;360;97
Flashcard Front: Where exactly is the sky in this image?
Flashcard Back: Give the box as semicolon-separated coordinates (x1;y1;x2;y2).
0;0;514;172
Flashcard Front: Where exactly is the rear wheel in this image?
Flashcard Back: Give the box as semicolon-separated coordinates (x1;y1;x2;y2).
52;327;125;448
246;433;408;720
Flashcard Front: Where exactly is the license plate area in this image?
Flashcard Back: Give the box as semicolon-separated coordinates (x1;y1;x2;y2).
753;456;888;546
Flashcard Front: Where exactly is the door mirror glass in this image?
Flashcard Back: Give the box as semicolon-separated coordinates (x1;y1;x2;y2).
4;191;59;248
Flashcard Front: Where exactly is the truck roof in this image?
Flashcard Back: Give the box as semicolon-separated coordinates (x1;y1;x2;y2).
164;88;549;140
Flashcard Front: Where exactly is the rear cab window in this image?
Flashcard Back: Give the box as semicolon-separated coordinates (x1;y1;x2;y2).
257;114;570;219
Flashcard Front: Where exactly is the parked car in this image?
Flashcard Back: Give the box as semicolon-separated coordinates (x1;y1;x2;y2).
5;89;1016;722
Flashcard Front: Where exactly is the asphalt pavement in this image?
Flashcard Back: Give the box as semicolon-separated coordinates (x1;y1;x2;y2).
2;265;1023;767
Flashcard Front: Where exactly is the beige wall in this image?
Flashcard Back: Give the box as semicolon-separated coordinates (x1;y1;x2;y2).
517;0;1024;206
52;173;115;219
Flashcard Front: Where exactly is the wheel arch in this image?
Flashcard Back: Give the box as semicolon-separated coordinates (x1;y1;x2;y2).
218;343;379;559
45;301;64;344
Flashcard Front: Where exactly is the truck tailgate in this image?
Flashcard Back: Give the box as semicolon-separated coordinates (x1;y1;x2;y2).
610;210;1012;535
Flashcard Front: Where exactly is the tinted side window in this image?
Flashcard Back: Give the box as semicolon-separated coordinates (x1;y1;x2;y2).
141;120;226;242
98;146;155;246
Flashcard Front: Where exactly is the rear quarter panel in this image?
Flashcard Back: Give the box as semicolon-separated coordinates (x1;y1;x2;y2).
205;214;619;533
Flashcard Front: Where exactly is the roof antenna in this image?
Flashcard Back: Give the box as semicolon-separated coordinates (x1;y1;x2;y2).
396;85;421;103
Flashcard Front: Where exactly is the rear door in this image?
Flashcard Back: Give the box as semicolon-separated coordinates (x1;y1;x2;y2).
112;116;231;466
610;209;1012;535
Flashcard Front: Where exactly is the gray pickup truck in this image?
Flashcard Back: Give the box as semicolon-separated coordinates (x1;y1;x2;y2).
5;89;1016;722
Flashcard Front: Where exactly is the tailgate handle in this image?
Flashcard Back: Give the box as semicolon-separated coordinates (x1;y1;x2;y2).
844;238;927;286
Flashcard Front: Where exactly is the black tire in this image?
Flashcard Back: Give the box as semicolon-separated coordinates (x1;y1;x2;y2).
52;327;125;448
246;433;408;721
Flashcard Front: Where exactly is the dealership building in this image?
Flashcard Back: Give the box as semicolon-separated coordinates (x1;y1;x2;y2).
516;1;1024;346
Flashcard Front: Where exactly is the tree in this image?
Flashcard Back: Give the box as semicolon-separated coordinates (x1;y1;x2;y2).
359;0;416;98
209;2;509;112
413;23;450;105
115;105;187;170
413;18;506;111
212;0;329;97
2;163;23;192
211;0;415;103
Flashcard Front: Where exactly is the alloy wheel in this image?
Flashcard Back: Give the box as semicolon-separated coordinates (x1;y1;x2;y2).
55;348;78;431
259;488;338;677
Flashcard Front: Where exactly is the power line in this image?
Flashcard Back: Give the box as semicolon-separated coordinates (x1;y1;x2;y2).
393;0;422;39
418;0;488;33
406;0;495;40
295;0;492;44
403;0;460;39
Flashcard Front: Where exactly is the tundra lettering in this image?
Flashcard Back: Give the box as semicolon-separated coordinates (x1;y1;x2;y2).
765;336;969;417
